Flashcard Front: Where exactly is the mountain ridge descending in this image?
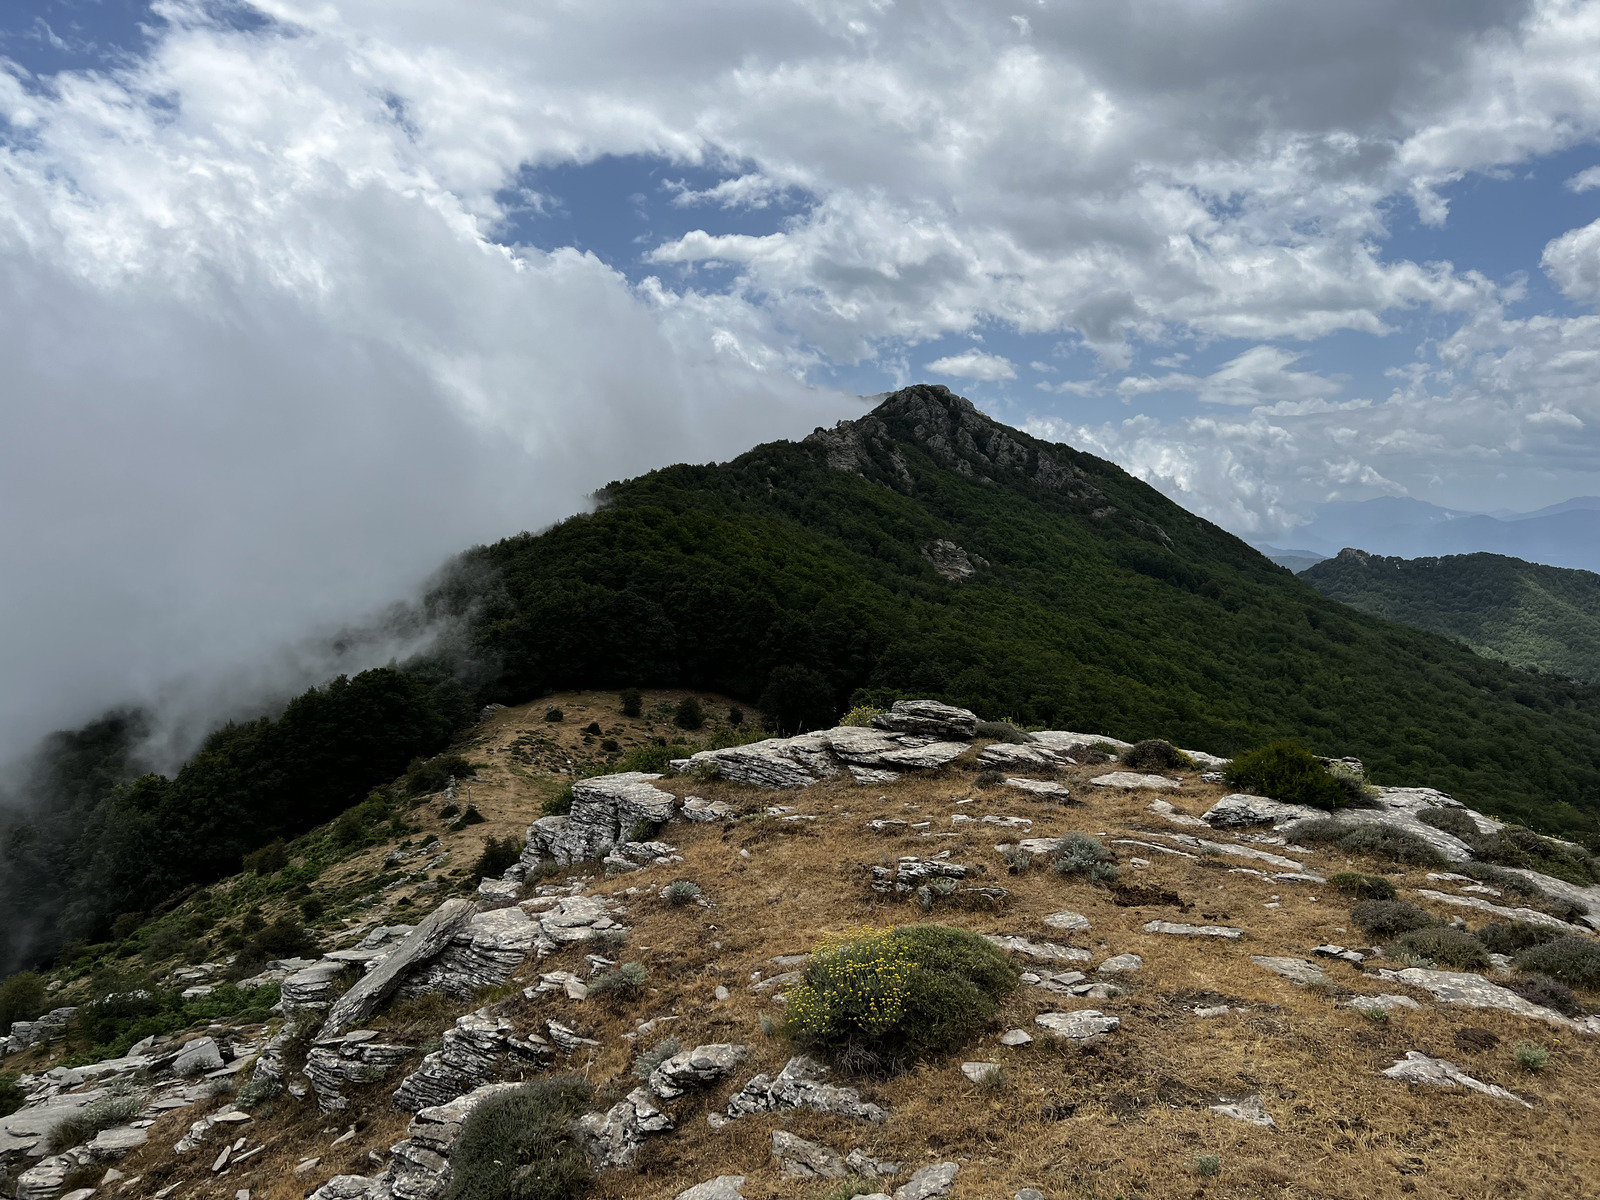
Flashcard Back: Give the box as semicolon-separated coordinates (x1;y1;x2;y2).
448;384;1600;832
1302;548;1600;684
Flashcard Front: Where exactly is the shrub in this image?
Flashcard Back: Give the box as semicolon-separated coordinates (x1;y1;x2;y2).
235;1073;282;1110
1120;739;1193;771
1513;937;1600;990
473;836;523;881
1508;974;1582;1016
1290;819;1446;866
243;839;290;876
444;1077;593;1200
332;808;366;847
672;697;705;730
1390;927;1488;969
299;895;326;922
785;924;1018;1072
583;721;601;736
1416;807;1480;841
1328;872;1396;901
588;962;647;1004
759;665;836;734
406;753;474;796
619;689;643;718
1350;900;1439;940
1053;833;1119;883
0;1073;23;1118
542;784;574;817
449;805;487;832
599;738;620;753
1001;847;1033;875
1476;922;1563;955
0;972;47;1032
1225;741;1347;809
1360;1005;1390;1025
631;1037;681;1082
728;706;744;727
1194;1154;1221;1178
47;1091;142;1152
840;705;880;728
974;721;1030;744
1515;1043;1551;1072
974;770;1003;788
661;880;702;906
248;917;320;961
1468;826;1600;887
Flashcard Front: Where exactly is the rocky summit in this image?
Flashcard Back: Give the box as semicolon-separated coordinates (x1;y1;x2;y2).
2;690;1599;1200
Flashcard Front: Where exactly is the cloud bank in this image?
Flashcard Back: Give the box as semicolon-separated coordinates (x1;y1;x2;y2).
4;0;1600;753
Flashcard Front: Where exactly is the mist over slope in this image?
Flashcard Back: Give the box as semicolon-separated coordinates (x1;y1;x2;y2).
5;384;1600;973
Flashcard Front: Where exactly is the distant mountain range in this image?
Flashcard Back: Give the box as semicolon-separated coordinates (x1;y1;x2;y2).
1255;496;1600;574
1302;549;1600;683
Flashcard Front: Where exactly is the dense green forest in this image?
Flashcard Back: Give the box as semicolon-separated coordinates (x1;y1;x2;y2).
6;384;1600;974
439;386;1600;833
1302;549;1600;684
0;668;471;972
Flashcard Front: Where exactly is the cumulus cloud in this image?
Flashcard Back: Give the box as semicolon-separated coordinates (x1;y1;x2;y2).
1542;217;1600;303
5;0;1600;756
926;350;1018;381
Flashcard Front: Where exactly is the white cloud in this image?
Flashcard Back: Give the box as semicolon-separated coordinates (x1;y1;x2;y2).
4;0;1600;752
1566;164;1600;192
926;350;1018;380
1542;217;1600;303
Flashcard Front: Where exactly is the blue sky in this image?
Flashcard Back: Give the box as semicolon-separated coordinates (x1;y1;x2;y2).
3;0;1600;753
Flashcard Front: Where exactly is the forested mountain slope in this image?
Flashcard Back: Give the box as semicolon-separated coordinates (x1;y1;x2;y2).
1301;548;1600;683
440;385;1600;832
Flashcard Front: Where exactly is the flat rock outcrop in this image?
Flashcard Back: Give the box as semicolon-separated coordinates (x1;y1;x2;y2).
726;1055;888;1122
319;900;477;1037
305;1031;411;1111
391;1010;549;1112
521;773;678;865
577;1087;674;1169
1382;1051;1528;1106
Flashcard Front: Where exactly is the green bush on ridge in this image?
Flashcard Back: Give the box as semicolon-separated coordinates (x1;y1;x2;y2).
1224;741;1349;810
444;1077;593;1200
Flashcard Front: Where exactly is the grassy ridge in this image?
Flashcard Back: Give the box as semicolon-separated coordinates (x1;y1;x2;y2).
1302;549;1600;684
448;387;1600;833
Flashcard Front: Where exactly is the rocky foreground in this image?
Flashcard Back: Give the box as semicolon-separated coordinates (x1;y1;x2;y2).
3;699;1599;1200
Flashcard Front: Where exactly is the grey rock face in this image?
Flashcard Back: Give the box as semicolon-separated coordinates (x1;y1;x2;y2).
1201;794;1318;829
1000;777;1073;802
319;899;477;1037
397;907;541;999
1382;1051;1528;1106
871;856;970;895
1030;731;1133;755
577;1087;673;1169
281;962;356;1013
922;539;983;582
474;879;521;909
308;1178;378;1200
681;734;839;789
1143;920;1242;939
173;1036;224;1076
1251;957;1330;987
675;1178;746;1200
388;1008;543;1113
682;796;738;822
981;934;1092;963
1376;967;1593;1031
521;773;678;866
1096;953;1143;974
726;1055;889;1122
304;1032;412;1111
5;1008;76;1053
894;1162;960;1200
1043;910;1090;932
602;840;683;874
16;1157;72;1200
1035;1010;1120;1039
1210;1095;1275;1127
872;700;979;740
1413;888;1584;932
975;743;1065;771
385;1082;524;1200
86;1125;148;1159
1090;772;1180;791
771;1129;847;1178
646;1043;748;1100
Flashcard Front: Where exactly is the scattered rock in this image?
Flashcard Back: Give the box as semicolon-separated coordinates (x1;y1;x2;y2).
474;879;521;909
1382;1051;1529;1106
976;743;1066;771
981;934;1092;963
1000;778;1073;802
682;796;738;822
1143;921;1242;939
173;1037;224;1076
1155;832;1304;871
1035;1010;1119;1039
1210;1095;1275;1127
726;1055;889;1122
1091;772;1179;790
1251;956;1330;987
392;1010;548;1112
304;1031;412;1111
845;1148;902;1178
1346;994;1421;1012
647;1043;748;1100
771;1130;847;1178
1096;954;1143;974
577;1087;674;1169
999;1028;1033;1046
675;1177;746;1200
319;899;477;1037
1042;910;1090;932
1377;967;1596;1031
1413;889;1585;933
871;857;970;894
1314;945;1366;965
1030;731;1133;755
1147;799;1209;827
893;1161;960;1200
961;1062;1002;1083
546;1021;601;1053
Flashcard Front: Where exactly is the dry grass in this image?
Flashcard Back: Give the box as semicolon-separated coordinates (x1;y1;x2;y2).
111;700;1600;1200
